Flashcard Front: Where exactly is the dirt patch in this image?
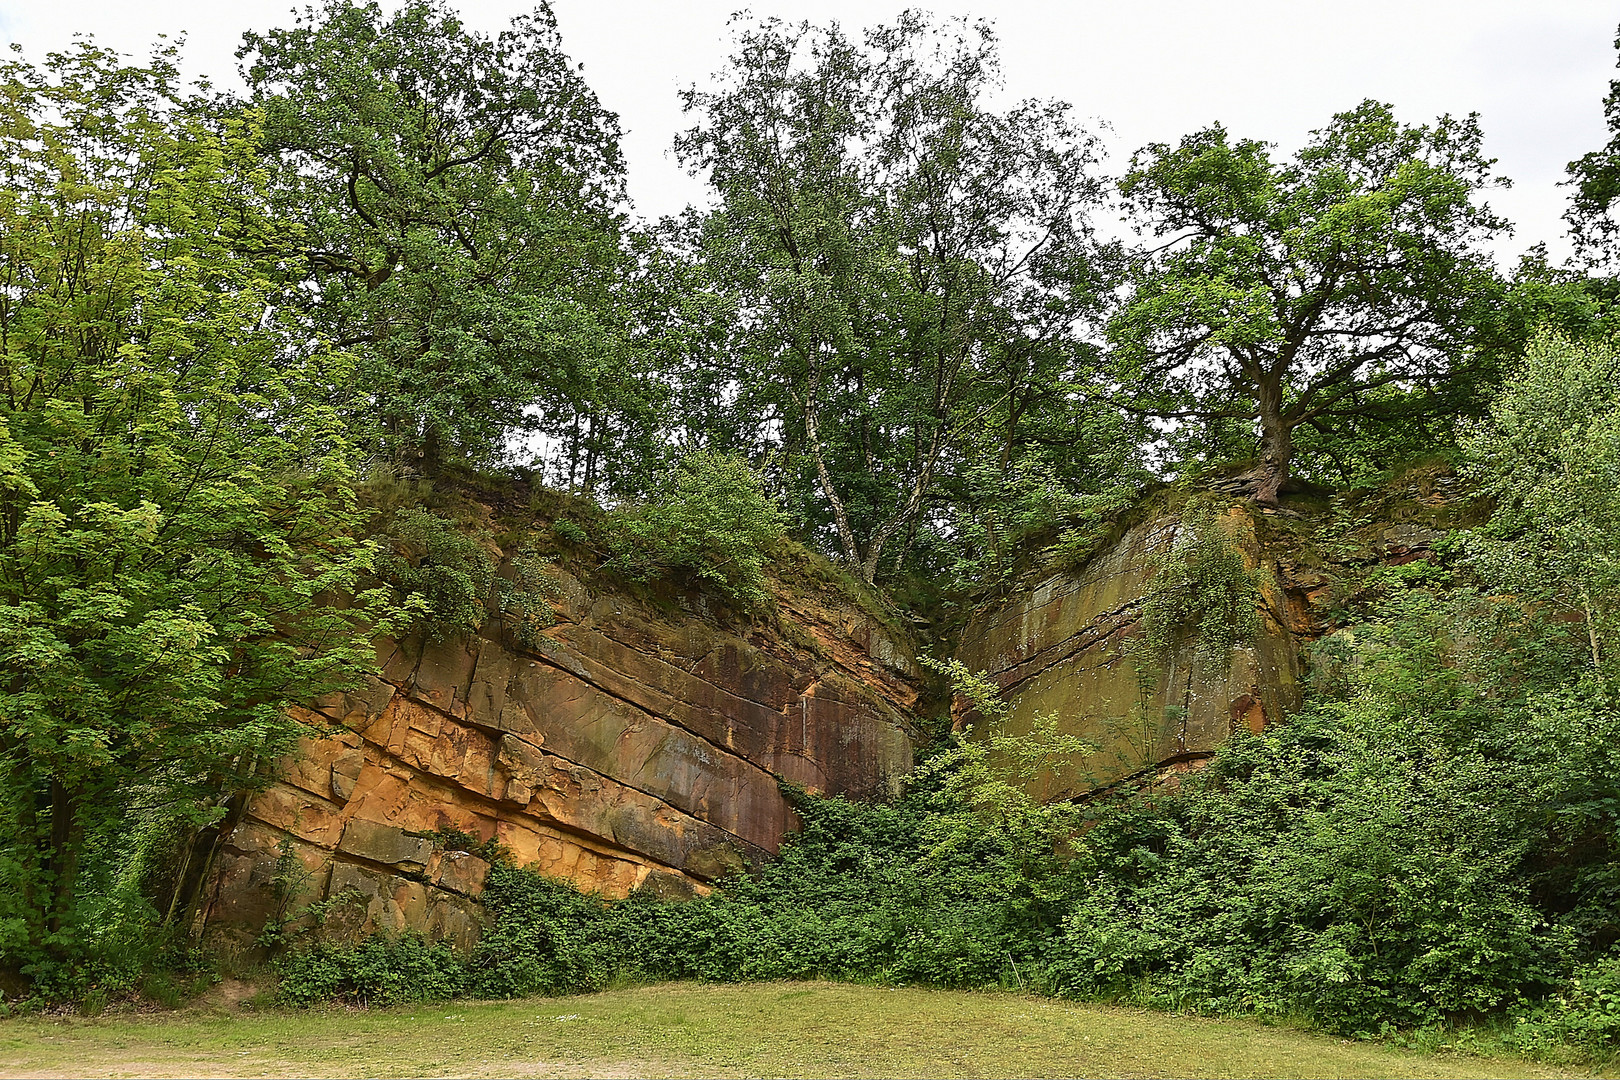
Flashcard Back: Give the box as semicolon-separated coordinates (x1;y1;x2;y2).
195;979;263;1012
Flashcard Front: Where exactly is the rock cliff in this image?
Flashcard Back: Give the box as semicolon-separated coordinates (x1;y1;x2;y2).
199;555;921;954
953;478;1462;798
198;472;1466;954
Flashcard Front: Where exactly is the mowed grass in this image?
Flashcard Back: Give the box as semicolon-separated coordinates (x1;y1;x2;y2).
0;981;1594;1079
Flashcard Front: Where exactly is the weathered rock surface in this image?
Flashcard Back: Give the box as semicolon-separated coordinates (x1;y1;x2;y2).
955;502;1304;797
200;563;920;952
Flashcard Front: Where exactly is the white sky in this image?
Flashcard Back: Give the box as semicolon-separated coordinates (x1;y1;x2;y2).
5;0;1616;265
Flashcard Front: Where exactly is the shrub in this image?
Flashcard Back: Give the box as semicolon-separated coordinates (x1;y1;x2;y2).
1045;589;1589;1033
1136;495;1262;666
374;507;559;644
607;452;786;610
1512;954;1620;1058
276;935;468;1007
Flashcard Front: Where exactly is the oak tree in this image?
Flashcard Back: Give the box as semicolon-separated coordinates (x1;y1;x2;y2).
1112;102;1507;504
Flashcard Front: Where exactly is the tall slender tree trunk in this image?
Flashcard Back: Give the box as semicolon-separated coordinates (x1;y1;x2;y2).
803;402;862;569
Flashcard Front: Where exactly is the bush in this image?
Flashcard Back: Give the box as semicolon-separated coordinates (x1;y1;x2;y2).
1136;495;1261;666
1045;721;1567;1031
607;452;786;610
374;507;558;644
276;935;468;1007
1045;588;1596;1033
1512;954;1620;1058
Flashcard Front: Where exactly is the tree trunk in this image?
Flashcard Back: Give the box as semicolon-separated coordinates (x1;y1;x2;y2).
46;779;83;950
420;422;445;477
1254;380;1293;506
804;404;862;570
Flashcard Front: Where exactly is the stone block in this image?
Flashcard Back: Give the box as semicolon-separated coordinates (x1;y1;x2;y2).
337;818;434;872
431;851;490;897
330;747;363;803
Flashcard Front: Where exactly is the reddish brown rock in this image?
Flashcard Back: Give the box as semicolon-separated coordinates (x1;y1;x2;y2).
199;559;921;953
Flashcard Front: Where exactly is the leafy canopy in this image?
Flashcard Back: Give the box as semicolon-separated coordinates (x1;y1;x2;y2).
677;12;1115;582
1112;102;1508;502
240;0;636;469
1464;332;1620;675
0;41;393;968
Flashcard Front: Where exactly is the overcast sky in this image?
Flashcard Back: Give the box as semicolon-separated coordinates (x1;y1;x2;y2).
5;1;1616;264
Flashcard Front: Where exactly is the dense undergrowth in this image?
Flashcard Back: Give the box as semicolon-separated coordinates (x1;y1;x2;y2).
268;579;1620;1065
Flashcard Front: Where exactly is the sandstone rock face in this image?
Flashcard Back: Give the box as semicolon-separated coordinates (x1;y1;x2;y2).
955;503;1303;798
200;566;920;952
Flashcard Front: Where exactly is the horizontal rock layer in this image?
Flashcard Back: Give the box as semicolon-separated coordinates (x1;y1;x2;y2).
201;565;920;951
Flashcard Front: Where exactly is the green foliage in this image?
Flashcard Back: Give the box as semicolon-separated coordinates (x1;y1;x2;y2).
677;13;1117;582
1565;27;1620;271
931;455;1141;592
374;508;496;639
1463;332;1620;677
1052;488;1141;573
419;826;512;867
373;507;559;646
1112;102;1509;501
1512;954;1620;1058
1136;498;1262;666
276;934;468;1006
240;0;642;470
915;658;1094;853
1046;590;1576;1032
551;519;589;546
607;452;785;611
0;41;394;977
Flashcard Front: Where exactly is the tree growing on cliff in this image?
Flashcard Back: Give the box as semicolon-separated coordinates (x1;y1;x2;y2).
239;0;638;471
0;44;393;970
1111;102;1508;503
676;13;1115;582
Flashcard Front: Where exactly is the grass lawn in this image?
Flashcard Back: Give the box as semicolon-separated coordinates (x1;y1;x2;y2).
0;981;1595;1079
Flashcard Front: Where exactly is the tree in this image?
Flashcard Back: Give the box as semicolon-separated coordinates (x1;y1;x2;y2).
1464;332;1620;676
1566;24;1620;270
0;43;389;966
1111;102;1508;504
239;0;634;470
676;13;1114;582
